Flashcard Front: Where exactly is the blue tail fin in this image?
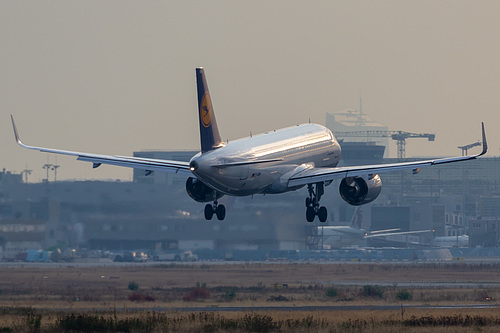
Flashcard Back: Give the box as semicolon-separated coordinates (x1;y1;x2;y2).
196;67;223;153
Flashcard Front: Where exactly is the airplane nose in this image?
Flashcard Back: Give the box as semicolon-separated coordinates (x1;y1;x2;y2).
189;160;199;171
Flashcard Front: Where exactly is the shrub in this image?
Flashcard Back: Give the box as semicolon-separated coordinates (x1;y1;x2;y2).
360;285;384;299
25;313;41;331
183;287;211;301
223;290;237;301
396;290;413;301
128;292;155;302
267;295;289;302
325;288;338;298
56;313;161;331
128;281;139;291
242;314;280;332
57;314;109;331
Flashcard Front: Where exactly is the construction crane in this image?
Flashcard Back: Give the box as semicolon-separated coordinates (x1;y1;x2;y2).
334;130;436;159
457;141;481;156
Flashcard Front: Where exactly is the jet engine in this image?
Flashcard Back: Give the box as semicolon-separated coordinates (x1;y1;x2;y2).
185;177;223;203
339;174;382;206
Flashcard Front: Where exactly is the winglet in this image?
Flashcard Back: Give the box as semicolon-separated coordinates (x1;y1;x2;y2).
10;114;25;147
480;122;488;156
11;115;40;151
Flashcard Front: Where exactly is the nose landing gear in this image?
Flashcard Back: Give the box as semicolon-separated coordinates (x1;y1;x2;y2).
305;183;328;223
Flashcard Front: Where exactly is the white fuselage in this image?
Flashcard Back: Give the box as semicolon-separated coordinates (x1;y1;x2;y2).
190;123;341;196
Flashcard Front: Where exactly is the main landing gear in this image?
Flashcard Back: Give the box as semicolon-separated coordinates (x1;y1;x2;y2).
305;182;327;223
204;199;226;221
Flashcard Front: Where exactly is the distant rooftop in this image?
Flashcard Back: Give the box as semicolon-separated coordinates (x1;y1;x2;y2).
326;107;389;157
326;108;386;128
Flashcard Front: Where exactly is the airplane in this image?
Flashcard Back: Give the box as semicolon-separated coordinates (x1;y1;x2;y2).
321;207;430;248
432;235;469;248
11;67;488;222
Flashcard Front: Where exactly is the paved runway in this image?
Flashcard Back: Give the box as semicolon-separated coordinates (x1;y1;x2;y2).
49;304;500;313
170;304;500;312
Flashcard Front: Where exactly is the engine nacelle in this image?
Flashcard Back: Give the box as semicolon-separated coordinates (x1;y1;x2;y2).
339;174;382;206
185;177;223;203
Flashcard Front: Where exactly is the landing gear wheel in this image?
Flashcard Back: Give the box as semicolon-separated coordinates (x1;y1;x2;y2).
215;204;226;220
204;204;214;220
318;206;328;223
305;182;327;222
306;206;316;222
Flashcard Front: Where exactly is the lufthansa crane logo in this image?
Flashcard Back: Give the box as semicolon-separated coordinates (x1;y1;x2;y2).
200;92;212;128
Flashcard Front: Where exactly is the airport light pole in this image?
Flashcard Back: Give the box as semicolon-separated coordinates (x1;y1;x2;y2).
21;169;32;183
51;165;60;182
42;164;53;182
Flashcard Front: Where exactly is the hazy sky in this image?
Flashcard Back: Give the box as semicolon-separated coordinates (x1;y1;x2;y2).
1;1;499;182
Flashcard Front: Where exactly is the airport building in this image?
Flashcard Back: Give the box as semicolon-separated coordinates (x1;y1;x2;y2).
1;110;499;258
1;151;500;258
0;174;309;259
326;108;390;157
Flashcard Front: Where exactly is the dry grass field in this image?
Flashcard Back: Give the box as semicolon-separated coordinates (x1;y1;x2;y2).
1;261;500;331
3;307;500;332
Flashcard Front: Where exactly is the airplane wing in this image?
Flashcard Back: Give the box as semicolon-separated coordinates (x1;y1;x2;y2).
11;115;192;175
322;227;364;236
364;229;431;239
288;123;487;187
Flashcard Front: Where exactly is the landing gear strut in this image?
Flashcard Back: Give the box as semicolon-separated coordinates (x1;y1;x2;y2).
305;182;327;223
204;198;226;221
